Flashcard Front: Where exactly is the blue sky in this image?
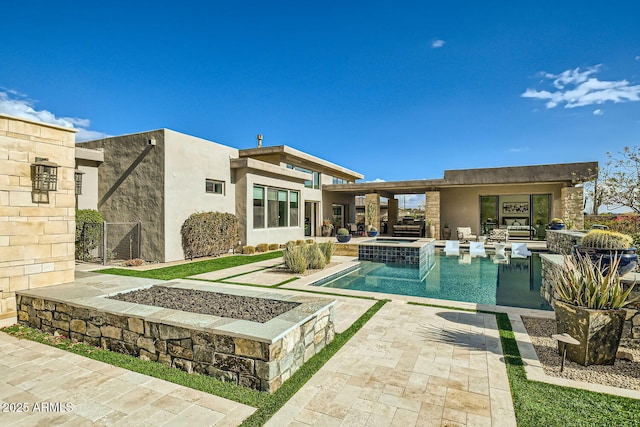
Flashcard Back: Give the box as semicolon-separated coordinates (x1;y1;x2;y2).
2;1;639;192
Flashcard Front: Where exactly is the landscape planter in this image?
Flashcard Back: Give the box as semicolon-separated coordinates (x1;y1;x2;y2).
427;225;436;238
574;245;638;276
367;230;378;237
336;234;351;243
321;226;333;237
442;228;451;240
549;223;566;230
554;300;626;366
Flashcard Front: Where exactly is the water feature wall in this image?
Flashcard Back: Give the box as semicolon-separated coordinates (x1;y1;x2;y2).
358;238;435;280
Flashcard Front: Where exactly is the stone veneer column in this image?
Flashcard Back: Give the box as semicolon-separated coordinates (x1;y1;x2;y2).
387;197;398;235
0;115;76;318
364;193;380;231
425;191;441;239
561;186;584;230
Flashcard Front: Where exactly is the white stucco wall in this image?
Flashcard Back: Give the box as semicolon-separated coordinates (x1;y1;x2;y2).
243;172;306;246
76;164;99;210
164;129;239;262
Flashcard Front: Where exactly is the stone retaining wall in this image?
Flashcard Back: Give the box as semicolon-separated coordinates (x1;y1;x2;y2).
545;229;586;254
540;255;640;347
16;293;335;393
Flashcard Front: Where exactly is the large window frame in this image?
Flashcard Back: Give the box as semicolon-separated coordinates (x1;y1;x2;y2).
253;185;300;229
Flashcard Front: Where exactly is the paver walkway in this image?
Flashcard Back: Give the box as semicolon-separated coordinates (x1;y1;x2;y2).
265;302;516;427
0;332;255;426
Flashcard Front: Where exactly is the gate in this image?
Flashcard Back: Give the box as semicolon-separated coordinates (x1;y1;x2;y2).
76;221;142;265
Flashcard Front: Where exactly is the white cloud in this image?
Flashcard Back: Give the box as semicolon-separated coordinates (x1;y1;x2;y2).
0;90;110;142
593;109;604;116
366;178;386;183
432;39;445;48
522;66;640;109
508;147;530;153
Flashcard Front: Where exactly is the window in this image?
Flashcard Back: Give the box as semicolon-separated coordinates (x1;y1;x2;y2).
332;177;348;184
254;185;299;229
253;186;265;228
290;191;299;226
205;179;224;194
285;164;321;189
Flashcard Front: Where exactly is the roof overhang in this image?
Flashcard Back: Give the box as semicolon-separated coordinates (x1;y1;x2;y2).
323;161;598;197
230;157;309;181
238;145;364;181
75;146;104;163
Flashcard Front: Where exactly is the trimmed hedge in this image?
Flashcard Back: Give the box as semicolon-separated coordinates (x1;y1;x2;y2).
75;209;103;261
180;212;239;259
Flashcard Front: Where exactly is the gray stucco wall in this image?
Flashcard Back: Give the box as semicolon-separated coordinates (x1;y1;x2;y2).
78;130;166;262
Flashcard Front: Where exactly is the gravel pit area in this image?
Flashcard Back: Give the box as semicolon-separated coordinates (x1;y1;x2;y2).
522;316;640;391
110;286;300;323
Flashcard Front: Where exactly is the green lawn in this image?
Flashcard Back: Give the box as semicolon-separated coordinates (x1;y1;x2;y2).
96;251;283;280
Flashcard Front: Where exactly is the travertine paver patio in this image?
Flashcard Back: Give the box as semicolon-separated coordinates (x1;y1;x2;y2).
265;302;516;427
0;331;255;426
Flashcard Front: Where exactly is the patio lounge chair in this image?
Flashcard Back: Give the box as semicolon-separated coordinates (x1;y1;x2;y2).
444;240;460;256
511;242;532;258
457;227;477;243
469;241;486;257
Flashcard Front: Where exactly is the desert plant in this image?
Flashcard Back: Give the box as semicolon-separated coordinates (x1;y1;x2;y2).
318;242;333;263
305;239;314;244
268;243;280;251
551;217;565;224
336;228;349;236
283;245;306;273
369;226;378;232
75;209;103;261
255;243;269;253
305;244;326;270
551;252;638;309
580;229;634;250
242;245;255;254
124;258;144;267
295;240;304;245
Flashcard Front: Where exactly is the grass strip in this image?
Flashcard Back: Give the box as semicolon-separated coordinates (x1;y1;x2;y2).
1;299;387;427
239;299;387;426
97;251;283;280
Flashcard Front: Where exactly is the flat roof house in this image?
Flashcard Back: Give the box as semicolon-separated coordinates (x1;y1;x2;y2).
77;128;597;263
77;130;363;262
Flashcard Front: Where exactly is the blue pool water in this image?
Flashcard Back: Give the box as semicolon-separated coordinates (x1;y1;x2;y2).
315;252;551;310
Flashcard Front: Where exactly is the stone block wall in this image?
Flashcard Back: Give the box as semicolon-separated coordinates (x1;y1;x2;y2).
561;186;584;230
425;191;441;239
0;116;76;319
16;294;335;393
545;229;585;254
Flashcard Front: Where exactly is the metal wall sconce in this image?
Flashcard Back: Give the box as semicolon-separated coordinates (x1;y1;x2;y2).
31;157;59;203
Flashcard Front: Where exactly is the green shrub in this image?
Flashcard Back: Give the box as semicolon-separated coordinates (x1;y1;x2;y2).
580;229;633;249
75;209;103;261
180;212;239;259
268;243;280;251
255;243;269;253
336;228;349;236
306;244;326;270
305;239;314;244
318;242;333;263
242;245;255;254
283;245;306;273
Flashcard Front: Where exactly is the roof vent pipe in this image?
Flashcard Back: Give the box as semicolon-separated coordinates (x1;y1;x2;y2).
257;134;263;147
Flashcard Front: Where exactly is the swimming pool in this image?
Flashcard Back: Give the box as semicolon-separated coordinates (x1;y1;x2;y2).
314;251;551;310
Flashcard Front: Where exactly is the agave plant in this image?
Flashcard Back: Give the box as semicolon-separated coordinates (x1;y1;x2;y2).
551;251;638;310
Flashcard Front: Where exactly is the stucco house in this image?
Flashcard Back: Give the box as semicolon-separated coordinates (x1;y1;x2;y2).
76;128;597;263
76;130;363;262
